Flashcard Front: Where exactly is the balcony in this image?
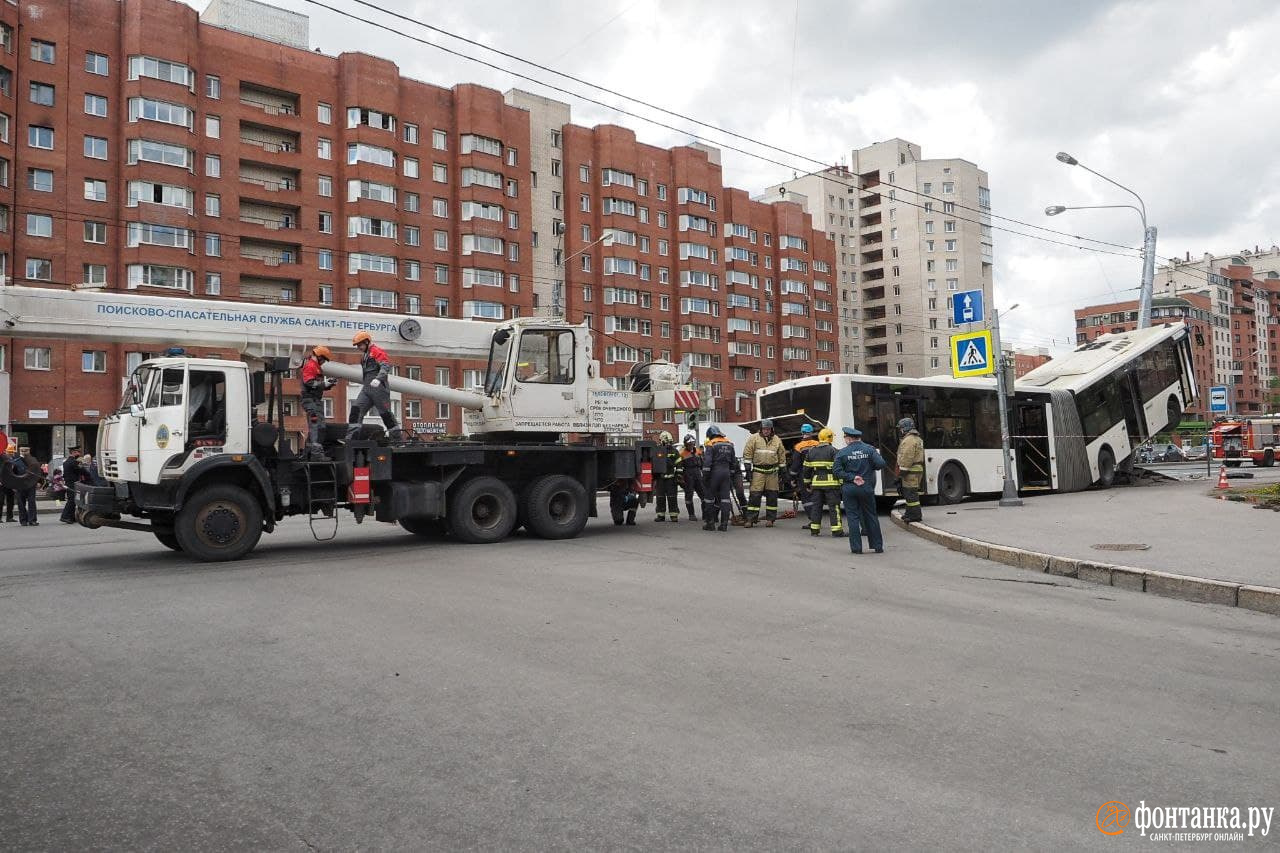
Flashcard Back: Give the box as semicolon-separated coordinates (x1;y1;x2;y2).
862;285;886;302
240;160;301;194
865;324;887;340
864;344;889;359
240;200;300;232
861;248;883;264
239;82;300;119
239;121;300;155
239;275;300;304
862;268;885;283
240;237;301;268
860;222;882;236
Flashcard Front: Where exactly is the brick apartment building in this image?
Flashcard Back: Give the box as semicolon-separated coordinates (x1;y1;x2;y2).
0;0;837;459
1074;250;1280;421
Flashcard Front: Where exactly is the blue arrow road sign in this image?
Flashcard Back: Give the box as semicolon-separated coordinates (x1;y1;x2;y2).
953;289;984;326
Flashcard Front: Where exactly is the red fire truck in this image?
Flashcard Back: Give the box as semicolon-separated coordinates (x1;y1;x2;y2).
1210;417;1279;467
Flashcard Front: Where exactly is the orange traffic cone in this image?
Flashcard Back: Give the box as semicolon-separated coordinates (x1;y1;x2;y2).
1216;465;1230;490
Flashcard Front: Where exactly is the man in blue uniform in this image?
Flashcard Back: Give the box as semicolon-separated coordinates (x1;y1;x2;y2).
833;426;887;554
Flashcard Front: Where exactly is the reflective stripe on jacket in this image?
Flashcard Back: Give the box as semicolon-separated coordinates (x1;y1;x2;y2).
802;442;840;488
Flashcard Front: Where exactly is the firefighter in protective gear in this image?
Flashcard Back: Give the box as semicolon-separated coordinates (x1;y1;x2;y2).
654;431;682;521
346;331;400;439
300;345;337;457
896;416;925;522
789;423;821;522
702;426;737;532
803;427;844;536
609;480;639;526
743;418;785;527
680;434;705;521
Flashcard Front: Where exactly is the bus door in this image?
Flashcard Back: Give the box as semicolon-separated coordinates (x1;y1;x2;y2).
1014;400;1052;489
1119;369;1148;443
874;393;922;494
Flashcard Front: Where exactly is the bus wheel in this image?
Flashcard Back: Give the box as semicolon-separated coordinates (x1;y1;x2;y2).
1096;448;1116;488
935;462;967;505
174;483;263;562
523;474;590;540
1262;449;1275;468
448;476;517;544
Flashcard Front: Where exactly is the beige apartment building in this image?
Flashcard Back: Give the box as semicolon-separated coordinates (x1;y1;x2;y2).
766;139;994;376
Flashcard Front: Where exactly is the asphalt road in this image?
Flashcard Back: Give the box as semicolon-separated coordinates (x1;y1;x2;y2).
1139;459;1280;485
2;508;1277;850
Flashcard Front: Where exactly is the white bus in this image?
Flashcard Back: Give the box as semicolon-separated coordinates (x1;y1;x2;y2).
751;324;1195;504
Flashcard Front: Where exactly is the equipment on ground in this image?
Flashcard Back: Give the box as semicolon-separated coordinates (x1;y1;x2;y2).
0;285;699;561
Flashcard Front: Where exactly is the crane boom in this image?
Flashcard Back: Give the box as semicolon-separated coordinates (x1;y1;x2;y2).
0;284;495;361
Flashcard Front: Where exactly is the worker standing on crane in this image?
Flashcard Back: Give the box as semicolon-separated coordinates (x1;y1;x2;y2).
742;418;785;527
346;331;400;440
300;345;338;458
654;431;681;521
679;434;705;522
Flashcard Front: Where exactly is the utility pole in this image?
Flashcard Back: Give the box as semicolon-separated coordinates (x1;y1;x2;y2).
1138;225;1158;329
991;306;1023;507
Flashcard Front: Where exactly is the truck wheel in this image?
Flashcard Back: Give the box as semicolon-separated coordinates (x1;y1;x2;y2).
448;476;517;544
174;484;264;562
1225;460;1243;468
1096;447;1116;488
935;462;967;505
1260;449;1274;468
400;517;448;539
523;474;590;540
153;529;183;552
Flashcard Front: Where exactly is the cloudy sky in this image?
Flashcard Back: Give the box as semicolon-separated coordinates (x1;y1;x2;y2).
197;0;1280;352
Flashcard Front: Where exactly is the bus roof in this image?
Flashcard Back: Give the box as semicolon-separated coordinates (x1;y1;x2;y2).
1017;323;1187;389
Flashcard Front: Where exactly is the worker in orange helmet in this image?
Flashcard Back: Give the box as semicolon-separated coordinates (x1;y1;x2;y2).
300;345;338;458
346;331;400;440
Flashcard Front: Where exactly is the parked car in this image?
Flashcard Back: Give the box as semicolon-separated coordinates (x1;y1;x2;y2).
1182;443;1209;461
1136;443;1188;464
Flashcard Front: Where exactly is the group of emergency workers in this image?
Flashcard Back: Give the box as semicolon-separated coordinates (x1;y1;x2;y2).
299;332;401;459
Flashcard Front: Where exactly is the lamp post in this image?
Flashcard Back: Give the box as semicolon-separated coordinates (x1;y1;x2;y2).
1047;151;1156;328
992;303;1022;507
553;228;616;319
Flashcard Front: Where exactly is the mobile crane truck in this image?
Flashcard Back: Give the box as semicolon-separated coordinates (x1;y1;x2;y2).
0;285;697;561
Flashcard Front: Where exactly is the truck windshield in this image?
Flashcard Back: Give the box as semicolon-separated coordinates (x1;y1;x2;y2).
484;329;513;396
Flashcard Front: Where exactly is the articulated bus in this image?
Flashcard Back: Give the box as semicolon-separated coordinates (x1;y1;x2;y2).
752;324;1195;503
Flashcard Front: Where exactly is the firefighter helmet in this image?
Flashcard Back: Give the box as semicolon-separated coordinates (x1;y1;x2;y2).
657;430;673;443
898;417;916;432
706;426;724;439
352;331;373;346
760;418;774;430
312;345;333;360
683;434;697;446
819;428;834;443
800;423;815;434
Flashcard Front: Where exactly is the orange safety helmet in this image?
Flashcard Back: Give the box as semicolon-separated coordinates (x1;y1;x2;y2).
312;345;333;360
352;331;373;346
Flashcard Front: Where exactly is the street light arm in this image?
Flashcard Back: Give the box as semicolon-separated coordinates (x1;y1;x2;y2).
1072;162;1147;228
562;228;615;266
1045;203;1146;232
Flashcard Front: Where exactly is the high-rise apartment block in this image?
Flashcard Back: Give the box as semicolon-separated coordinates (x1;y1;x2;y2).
766;140;994;377
0;0;836;457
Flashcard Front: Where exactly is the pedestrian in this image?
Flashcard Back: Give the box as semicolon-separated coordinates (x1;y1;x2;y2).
653;431;681;521
679;434;706;522
789;423;821;525
896;417;925;523
80;454;106;487
12;446;41;527
345;331;400;440
300;344;338;458
742;418;785;528
0;442;17;523
834;426;887;554
803;428;844;537
59;446;84;524
608;479;638;526
701;426;737;532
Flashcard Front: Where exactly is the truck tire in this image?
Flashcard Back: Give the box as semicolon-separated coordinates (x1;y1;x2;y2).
399;517;448;539
1225;460;1243;468
523;474;590;540
174;483;264;562
935;462;968;505
448;476;517;544
153;529;183;551
1261;449;1274;468
1096;447;1116;488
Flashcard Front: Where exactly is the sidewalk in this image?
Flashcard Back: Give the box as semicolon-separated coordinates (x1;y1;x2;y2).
897;478;1280;614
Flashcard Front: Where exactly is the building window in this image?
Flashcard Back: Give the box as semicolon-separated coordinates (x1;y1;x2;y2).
432;163;447;183
84;135;108;159
404;225;420;246
405;260;421;281
432;198;448;218
943;182;955;194
205;194;221;217
84;178;107;201
82;264;108;286
205;233;221;257
317;283;332;305
28;168;53;192
86;52;109;75
26;214;53;237
25;258;52;280
434;265;448;285
319;212;333;234
205;75;220;99
128;96;193;128
318;250;333;270
404;122;419;144
25;347;52;370
318;175;333;197
28;125;54;149
318;138;332;159
205;272;221;295
403;156;419;178
205;115;220;138
81;350;107;373
432;128;447;150
403;192;419;213
85;94;108;117
433;230;447;250
30;39;55;64
205;154;220;177
84;221;107;244
317;102;332;123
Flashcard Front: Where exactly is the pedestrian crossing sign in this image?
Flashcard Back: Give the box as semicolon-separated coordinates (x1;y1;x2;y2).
950;330;994;378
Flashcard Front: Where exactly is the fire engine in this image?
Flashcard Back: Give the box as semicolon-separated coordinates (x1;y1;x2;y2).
1210;417;1279;468
0;285;699;561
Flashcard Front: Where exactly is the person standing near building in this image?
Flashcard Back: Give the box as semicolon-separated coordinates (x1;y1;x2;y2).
742;419;785;528
803;428;844;537
702;426;737;532
59;446;84;524
300;345;338;458
834;426;887;554
896;417;925;523
0;441;16;523
653;431;682;521
679;434;705;522
346;332;400;440
789;423;820;523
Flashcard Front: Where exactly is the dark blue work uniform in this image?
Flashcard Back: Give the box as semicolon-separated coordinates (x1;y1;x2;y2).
833;427;887;554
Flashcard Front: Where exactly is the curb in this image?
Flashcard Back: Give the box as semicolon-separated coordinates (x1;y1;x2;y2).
890;511;1280;617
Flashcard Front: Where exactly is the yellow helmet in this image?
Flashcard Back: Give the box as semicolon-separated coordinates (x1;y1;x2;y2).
819;427;834;443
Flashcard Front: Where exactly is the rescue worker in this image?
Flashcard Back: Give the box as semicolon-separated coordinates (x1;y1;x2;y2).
300;345;338;458
702;426;737;532
789;423;821;523
679;434;705;521
609;479;638;526
742;418;785;527
654;431;681;521
803;428;844;537
346;331;400;440
834;426;887;553
896;417;925;523
59;446;83;524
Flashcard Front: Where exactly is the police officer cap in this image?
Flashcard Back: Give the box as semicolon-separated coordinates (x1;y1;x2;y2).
842;426;863;438
800;423;815;434
898;417;915;432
